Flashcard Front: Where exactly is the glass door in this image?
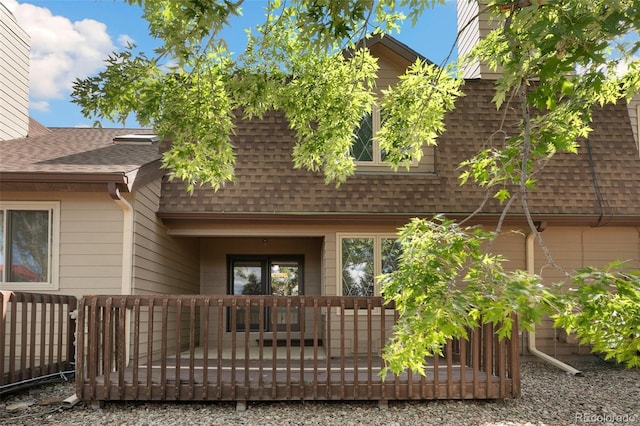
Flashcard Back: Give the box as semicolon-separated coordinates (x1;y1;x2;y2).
270;260;301;331
229;256;303;331
230;260;266;331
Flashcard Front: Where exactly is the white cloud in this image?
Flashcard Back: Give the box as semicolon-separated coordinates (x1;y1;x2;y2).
29;100;49;112
5;1;117;102
118;34;135;48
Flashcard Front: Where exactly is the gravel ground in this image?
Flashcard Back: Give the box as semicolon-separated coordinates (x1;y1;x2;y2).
0;357;638;426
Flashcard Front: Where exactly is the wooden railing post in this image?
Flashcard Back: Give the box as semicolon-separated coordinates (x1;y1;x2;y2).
72;295;520;404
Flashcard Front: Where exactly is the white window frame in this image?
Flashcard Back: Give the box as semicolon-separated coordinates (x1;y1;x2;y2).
336;233;399;297
0;201;60;291
353;105;433;173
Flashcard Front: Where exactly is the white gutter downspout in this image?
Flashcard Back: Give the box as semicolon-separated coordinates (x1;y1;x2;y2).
526;231;582;376
109;183;133;364
109;183;133;295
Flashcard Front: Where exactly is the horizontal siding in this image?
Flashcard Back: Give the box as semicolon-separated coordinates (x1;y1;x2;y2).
132;180;200;295
132;180;200;358
456;0;501;79
0;5;29;140
628;95;639;148
0;192;124;299
370;43;409;92
457;0;481;79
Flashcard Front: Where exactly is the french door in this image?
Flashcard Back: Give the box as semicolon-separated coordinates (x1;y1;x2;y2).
228;255;303;331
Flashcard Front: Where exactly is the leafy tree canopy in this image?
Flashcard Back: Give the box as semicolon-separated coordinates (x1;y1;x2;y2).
72;0;640;370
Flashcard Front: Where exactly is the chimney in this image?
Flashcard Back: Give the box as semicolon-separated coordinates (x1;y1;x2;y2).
0;3;30;141
456;0;501;80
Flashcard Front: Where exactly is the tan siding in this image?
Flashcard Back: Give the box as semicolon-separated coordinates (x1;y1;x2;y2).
129;181;200;359
491;229;526;270
531;226;640;356
456;0;501;80
0;5;29;140
370;43;410;92
131;180;200;295
0;192;124;299
629;95;640;150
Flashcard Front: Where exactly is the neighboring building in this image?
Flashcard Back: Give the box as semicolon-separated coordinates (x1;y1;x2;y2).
2;1;640;363
0;3;29;140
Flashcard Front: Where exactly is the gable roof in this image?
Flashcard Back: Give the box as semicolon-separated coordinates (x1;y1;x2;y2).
158;79;640;227
351;34;430;65
0;119;163;194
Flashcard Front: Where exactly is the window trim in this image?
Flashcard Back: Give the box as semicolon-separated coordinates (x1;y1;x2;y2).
353;105;434;173
336;233;398;297
0;201;60;291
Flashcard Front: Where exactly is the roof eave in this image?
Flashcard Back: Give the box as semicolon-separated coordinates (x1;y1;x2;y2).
0;171;130;194
157;212;640;228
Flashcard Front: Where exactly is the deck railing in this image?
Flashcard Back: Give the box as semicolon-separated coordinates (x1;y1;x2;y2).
76;295;520;404
0;291;77;391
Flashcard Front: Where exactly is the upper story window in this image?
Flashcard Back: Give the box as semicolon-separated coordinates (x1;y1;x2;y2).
0;202;59;291
339;234;401;297
351;105;435;173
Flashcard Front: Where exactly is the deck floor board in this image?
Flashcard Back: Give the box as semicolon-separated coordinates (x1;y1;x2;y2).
83;356;510;402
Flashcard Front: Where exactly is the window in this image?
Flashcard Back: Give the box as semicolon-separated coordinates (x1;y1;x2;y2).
228;255;304;331
0;202;59;290
339;235;401;296
351;106;435;173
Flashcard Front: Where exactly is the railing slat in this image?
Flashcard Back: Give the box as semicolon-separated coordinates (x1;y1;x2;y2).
117;297;127;400
132;298;141;400
160;298;169;400
472;327;480;398
366;299;372;400
270;297;277;400
325;298;332;400
339;299;346;400
257;298;265;398
230;298;237;400
285;298;292;400
312;298;319;400
216;298;224;400
459;337;467;399
299;297;306;401
145;298;155;400
39;296;47;377
243;298;250;402
188;298;197;400
202;297;210;400
173;298;182;400
102;297;113;400
71;295;520;404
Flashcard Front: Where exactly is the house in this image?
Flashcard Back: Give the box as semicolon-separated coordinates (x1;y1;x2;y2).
2;0;640;404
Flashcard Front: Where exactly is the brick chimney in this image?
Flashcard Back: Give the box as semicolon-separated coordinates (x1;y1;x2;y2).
0;3;30;141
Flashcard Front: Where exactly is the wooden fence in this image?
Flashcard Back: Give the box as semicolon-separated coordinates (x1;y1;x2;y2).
0;291;77;391
76;295;520;404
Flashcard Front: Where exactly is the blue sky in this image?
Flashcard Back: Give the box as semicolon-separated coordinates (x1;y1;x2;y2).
4;0;458;128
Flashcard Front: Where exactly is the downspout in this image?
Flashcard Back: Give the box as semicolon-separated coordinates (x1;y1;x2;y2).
526;230;582;375
108;183;133;364
108;183;133;295
64;183;136;405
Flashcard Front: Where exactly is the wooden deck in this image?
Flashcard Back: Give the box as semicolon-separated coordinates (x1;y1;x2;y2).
82;356;512;402
76;295;520;404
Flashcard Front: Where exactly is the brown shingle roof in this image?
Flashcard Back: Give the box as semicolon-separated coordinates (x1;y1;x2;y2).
158;79;640;225
0;125;162;192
